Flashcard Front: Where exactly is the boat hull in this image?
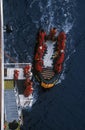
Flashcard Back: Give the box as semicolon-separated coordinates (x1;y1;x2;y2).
34;30;66;88
35;72;60;88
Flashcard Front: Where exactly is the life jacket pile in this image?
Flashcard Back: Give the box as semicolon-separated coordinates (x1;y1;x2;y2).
14;70;19;80
54;32;66;73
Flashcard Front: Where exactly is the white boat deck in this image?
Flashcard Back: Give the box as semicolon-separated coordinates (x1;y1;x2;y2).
4;90;19;122
43;41;56;67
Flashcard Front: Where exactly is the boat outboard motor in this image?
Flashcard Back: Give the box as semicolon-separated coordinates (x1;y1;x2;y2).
5;24;13;33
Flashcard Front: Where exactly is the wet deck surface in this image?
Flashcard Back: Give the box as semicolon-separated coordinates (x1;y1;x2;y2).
43;41;56;67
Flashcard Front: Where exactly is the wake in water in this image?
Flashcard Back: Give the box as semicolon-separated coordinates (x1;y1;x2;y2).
31;0;76;84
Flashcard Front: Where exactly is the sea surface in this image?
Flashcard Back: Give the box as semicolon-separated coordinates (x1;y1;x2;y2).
3;0;85;130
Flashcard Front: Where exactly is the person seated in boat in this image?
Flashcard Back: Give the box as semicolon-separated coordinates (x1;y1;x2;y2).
52;32;66;59
24;82;33;97
24;78;32;87
35;51;43;61
14;70;19;80
38;44;47;54
4;24;13;33
35;60;43;72
55;64;63;73
26;72;33;80
56;52;65;64
49;27;57;41
35;44;47;60
58;31;66;42
38;29;47;45
23;65;31;76
54;52;65;73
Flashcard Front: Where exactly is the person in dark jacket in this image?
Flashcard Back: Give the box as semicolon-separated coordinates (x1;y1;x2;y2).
49;27;57;40
4;24;13;33
8;120;19;130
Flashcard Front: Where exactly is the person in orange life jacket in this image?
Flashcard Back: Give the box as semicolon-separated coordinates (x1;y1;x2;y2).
24;87;33;97
55;41;66;57
56;32;66;57
37;46;43;53
49;27;57;40
24;78;32;87
52;33;66;59
58;32;66;42
40;44;47;52
35;45;46;60
57;41;66;51
54;51;65;73
26;72;32;80
23;65;31;76
56;52;65;64
35;60;43;72
55;64;63;73
24;84;33;97
35;49;43;60
54;40;65;73
42;43;47;51
38;29;46;45
35;52;42;60
14;70;19;80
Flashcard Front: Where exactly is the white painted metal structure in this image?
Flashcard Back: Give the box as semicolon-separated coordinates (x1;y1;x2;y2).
4;63;34;124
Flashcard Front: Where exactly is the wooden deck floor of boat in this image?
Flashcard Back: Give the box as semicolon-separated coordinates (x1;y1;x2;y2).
41;68;55;80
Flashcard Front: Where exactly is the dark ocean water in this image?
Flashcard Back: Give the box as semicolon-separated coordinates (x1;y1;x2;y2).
3;0;85;130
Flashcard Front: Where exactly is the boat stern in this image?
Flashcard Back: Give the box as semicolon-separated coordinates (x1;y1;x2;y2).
41;81;54;88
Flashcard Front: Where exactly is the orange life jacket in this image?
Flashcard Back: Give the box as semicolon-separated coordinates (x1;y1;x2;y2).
57;41;66;51
50;28;57;37
24;86;33;97
58;32;66;42
39;32;46;44
35;60;43;72
24;79;32;87
23;65;31;75
56;53;65;65
35;52;43;60
55;64;62;73
14;70;19;80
